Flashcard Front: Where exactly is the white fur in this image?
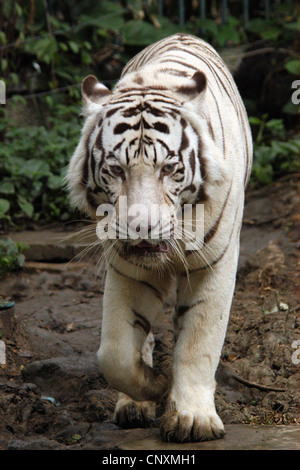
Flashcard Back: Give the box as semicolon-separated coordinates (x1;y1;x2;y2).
67;34;252;442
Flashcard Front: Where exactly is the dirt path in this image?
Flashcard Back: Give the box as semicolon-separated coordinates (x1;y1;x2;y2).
0;175;299;450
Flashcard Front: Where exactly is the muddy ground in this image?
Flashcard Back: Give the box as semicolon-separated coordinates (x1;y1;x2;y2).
0;175;299;450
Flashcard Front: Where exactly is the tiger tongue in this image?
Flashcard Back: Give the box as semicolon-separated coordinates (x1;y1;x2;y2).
135;241;169;253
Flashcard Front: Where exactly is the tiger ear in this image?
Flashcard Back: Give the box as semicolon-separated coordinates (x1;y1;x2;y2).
81;75;111;114
176;71;207;101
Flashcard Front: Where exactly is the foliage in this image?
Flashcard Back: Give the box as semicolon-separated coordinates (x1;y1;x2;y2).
250;115;300;185
0;1;299;225
0;237;28;274
1;1;298;91
0;100;81;223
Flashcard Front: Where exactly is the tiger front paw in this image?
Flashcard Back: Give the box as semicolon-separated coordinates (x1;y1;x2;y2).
160;409;225;443
114;394;156;428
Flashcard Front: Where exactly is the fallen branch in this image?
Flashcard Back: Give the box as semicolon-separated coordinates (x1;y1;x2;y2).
231;373;286;393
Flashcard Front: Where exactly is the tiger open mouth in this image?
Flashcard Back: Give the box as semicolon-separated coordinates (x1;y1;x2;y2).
124;240;170;255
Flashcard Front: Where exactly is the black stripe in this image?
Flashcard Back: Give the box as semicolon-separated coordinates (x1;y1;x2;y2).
142;117;152;129
153;146;157;165
207;120;215;141
159;58;198;71
179;183;196;193
114;121;140;134
106;106;123;118
203;183;232;244
189;149;196;175
95;128;103;150
115;89;177;101
182;202;241;274
178;127;190;163
81;128;95;187
153;122;169;134
144;105;164;117
90;147;97;187
159;68;189;77
113;139;125;152
175;299;205;318
109;264;163;302
157;138;171;153
132;309;151;335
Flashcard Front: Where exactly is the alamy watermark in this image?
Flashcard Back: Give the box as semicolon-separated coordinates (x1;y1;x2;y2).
0;340;6;365
95;197;204;250
291;340;300;365
0;80;5;105
291;80;300;105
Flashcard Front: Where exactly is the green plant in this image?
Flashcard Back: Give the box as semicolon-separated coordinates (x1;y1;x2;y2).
0;0;298;222
250;115;300;185
0;98;82;224
196;15;243;47
0;237;28;274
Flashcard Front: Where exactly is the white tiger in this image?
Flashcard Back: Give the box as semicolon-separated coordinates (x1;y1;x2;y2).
67;33;252;442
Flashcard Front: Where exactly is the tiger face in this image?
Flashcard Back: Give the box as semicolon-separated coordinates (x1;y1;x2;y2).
68;70;224;265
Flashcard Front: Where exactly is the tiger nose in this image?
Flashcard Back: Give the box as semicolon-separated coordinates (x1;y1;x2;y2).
127;217;158;239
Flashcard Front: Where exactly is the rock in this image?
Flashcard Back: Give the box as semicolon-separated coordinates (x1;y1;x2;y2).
21;356;105;401
5;437;65;450
9;230;98;262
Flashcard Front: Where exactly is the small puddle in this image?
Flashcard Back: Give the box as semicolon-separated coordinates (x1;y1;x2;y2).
118;425;300;450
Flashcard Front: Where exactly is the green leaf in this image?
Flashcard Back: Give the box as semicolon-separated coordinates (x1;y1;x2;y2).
84;41;92;50
15;3;22;16
1;59;8;71
10;72;19;85
47;174;62;190
246;19;266;34
68;41;80;54
249;116;262;125
17;196;34;218
284;18;300;31
59;42;68;52
253;163;273;184
216;24;240;46
285;60;300;76
19;159;50;178
28;37;58;64
122;20;163;46
0;181;15;195
260;27;281;41
0;198;10;214
0;31;6;46
199;18;218;36
81;50;92;65
282;100;300;115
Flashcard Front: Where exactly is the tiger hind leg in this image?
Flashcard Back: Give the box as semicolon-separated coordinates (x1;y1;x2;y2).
113;331;156;428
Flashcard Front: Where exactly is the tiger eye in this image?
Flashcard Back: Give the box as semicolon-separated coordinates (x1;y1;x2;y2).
161;163;176;176
110;165;124;177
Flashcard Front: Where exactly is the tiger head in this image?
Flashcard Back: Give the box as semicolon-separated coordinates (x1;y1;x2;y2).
67;68;226;266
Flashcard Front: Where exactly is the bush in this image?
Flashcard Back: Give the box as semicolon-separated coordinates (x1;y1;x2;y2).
250;115;300;185
0;100;81;224
0;1;298;226
0;238;28;274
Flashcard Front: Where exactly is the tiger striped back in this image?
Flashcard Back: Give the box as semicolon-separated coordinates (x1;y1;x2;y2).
121;33;252;186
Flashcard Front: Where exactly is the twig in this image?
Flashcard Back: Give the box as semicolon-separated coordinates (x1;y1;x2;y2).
231;373;286;392
226;47;300;61
15;0;35;48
